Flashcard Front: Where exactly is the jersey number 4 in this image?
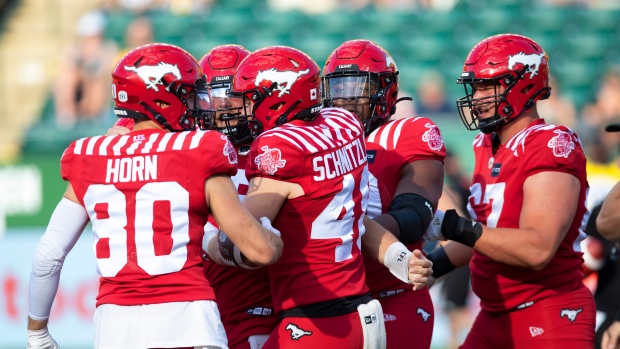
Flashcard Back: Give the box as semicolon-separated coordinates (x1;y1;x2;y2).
83;182;190;277
310;171;369;262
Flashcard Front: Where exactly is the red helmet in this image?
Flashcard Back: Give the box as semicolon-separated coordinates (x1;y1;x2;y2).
322;40;404;135
112;43;212;132
198;44;252;145
230;46;322;135
456;34;551;134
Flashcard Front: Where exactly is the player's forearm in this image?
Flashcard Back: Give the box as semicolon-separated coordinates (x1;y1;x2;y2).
597;182;620;241
474;226;558;270
362;215;399;263
441;241;473;268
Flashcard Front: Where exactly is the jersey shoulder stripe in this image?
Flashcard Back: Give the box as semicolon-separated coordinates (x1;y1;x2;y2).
71;131;209;156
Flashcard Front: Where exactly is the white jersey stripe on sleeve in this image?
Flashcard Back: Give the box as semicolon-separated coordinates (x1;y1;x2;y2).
285;127;326;151
85;136;102;155
189;131;206;149
306;126;336;148
378;120;396;149
277;128;318;153
391;119;408;149
74;138;87;155
98;136;116;156
156;133;174;152
112;135;130;156
141;133;159;154
172;132;188;150
126;139;141;155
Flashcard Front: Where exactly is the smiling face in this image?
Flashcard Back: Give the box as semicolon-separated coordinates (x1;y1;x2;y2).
470;80;506;120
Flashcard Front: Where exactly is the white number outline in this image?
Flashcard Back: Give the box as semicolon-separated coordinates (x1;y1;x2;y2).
310;168;369;262
468;182;506;228
84;182;191;277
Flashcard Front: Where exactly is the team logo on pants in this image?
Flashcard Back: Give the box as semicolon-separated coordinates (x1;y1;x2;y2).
560;308;583;322
286;323;313;340
417;307;431;322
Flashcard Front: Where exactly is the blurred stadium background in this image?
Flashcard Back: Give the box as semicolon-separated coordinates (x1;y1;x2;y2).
0;0;619;347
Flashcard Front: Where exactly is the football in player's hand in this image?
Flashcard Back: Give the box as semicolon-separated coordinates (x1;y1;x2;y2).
217;230;261;270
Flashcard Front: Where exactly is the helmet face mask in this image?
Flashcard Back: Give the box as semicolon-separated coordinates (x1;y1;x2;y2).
456;34;551;134
112;43;213;132
322;40;401;135
198;44;253;144
323;73;380;123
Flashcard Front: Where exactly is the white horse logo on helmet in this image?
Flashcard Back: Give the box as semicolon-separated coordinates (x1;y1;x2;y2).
508;52;545;79
255;68;310;97
124;62;181;91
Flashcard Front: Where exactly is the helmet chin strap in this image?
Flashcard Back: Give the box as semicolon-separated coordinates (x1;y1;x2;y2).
140;101;188;132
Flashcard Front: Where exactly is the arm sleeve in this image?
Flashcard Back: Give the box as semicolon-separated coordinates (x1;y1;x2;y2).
29;198;89;320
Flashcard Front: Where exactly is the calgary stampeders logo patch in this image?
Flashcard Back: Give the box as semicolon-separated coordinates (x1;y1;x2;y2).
547;130;575;158
422;123;444;151
254;145;286;175
221;135;238;164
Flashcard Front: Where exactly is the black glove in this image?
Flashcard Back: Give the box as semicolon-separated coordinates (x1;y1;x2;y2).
441;209;483;248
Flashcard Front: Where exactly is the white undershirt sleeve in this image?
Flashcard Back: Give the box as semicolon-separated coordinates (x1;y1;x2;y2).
28;198;89;320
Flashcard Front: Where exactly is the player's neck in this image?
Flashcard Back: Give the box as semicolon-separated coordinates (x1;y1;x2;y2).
133;120;165;132
496;110;540;145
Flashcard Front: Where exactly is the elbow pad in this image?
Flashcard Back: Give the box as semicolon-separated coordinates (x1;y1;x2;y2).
29;198;88;320
387;193;434;245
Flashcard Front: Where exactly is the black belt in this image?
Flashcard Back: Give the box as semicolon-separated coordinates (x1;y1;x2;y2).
281;293;373;318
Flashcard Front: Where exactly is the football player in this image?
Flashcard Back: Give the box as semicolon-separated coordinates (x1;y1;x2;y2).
322;39;445;349
198;44;280;349
597;121;620;242
426;34;595;348
26;43;282;349
221;45;432;349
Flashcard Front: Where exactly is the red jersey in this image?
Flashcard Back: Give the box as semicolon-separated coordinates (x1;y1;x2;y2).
363;117;446;295
467;119;589;312
60;129;237;307
245;107;370;313
203;150;278;348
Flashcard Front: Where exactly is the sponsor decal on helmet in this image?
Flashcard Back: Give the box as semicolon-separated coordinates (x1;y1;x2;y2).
508;52;545;79
422;123;444;151
255;68;310;97
547;130;575;158
118;91;128;102
254;145;286;175
124;62;182;91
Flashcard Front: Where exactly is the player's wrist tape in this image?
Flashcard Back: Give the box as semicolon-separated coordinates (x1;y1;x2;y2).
383;242;412;285
441;209;483;248
202;229;217;253
425;245;455;278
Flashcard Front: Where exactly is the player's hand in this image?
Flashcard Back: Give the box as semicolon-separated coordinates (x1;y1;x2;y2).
603;321;620;349
422;210;446;241
408;249;433;291
260;217;281;237
105;126;131;136
441;209;483;247
28;328;60;349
